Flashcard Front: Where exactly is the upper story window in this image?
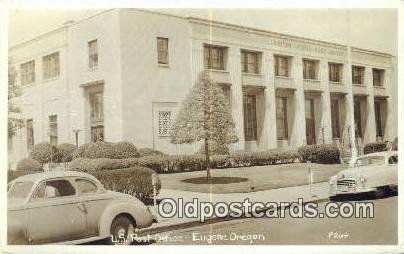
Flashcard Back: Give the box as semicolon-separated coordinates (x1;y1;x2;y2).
352;66;365;85
372;68;384;87
302;59;318;80
274;55;291;77
90;91;103;122
241;50;260;74
49;115;58;146
88;40;98;68
43;52;60;79
204;45;226;70
157;37;169;65
20;60;35;85
329;63;342;83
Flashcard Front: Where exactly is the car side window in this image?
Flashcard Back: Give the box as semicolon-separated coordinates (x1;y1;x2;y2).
75;179;98;194
33;179;76;199
388;155;398;165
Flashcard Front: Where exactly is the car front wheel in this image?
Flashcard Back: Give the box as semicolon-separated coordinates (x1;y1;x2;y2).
108;215;135;245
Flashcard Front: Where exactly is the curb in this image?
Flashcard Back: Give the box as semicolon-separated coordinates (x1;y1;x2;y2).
137;196;330;235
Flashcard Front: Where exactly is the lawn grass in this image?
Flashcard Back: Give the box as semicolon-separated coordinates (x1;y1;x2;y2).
159;163;344;193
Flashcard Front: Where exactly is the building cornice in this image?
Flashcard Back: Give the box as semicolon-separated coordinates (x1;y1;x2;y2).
9;8;395;59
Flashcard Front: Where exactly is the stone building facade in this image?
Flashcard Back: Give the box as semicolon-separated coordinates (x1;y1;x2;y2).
8;9;397;169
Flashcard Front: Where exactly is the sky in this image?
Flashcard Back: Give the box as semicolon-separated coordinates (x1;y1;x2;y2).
8;8;397;55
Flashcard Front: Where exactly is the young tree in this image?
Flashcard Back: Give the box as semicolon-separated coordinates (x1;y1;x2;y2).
170;74;238;178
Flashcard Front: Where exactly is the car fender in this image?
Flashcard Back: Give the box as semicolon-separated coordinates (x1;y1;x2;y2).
8;216;28;244
98;200;153;238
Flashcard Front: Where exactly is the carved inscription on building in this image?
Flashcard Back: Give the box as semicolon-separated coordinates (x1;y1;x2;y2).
269;38;347;57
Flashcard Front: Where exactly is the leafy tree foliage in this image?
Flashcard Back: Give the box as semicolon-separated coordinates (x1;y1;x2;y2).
170;74;238;178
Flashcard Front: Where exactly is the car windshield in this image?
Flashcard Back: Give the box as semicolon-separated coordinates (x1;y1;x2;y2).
356;156;385;166
8;181;34;199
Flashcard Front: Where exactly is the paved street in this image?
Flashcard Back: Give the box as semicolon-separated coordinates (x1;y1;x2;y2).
147;194;397;245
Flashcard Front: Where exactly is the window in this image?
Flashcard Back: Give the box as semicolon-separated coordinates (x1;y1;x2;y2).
49;115;58;146
372;68;384;87
303;59;318;80
374;100;384;137
88;40;98;68
352;66;365;85
354;98;362;138
20;60;35;85
43;52;60;79
241;50;260;74
305;99;315;145
90;92;103;121
274;55;290;77
157;37;169;65
33;180;76;199
329;63;342;83
276;97;288;140
26;119;34;150
158;111;172;137
90;91;104;142
331;99;341;138
75;179;98;194
204;45;225;70
243;95;257;141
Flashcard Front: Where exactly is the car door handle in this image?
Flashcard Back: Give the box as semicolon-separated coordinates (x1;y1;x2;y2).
77;203;87;213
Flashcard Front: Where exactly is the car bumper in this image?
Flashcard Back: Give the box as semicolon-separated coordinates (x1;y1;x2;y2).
329;185;376;196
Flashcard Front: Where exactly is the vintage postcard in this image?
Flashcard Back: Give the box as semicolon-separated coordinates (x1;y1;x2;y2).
3;2;402;254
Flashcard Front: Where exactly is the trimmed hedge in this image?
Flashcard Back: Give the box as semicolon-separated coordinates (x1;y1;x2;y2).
364;142;388;154
73;141;140;159
55;143;76;163
16;158;43;172
68;150;300;174
29;142;56;164
138;148;166;157
298;144;340;164
88;167;161;202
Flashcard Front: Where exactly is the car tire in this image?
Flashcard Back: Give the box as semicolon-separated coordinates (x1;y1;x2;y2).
372;186;388;199
107;215;135;245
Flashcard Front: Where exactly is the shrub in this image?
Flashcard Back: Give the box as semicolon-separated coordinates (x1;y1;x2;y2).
16;158;43;171
68;157;138;172
29;142;57;164
364;142;388;154
73;141;140;159
8;170;41;182
88;166;161;202
55;143;76;163
298;144;340;164
113;141;140;158
138;148;165;157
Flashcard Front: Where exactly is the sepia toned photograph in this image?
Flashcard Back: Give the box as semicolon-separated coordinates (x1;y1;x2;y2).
5;6;399;248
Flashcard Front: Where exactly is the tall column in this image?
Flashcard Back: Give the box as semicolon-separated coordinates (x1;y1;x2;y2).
383;67;395;140
291;55;306;147
319;60;332;144
364;66;376;144
228;47;245;151
345;47;357;159
261;51;277;150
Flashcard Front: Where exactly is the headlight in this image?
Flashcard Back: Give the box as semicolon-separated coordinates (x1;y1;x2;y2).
329;179;334;185
359;176;366;183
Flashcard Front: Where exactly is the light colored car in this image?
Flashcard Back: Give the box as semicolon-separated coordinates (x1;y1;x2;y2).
8;171;156;245
329;151;398;198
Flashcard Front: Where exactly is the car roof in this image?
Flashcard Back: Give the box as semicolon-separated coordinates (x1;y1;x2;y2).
359;150;397;158
12;170;100;183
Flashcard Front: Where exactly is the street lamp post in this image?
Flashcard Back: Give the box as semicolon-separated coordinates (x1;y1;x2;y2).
72;129;82;148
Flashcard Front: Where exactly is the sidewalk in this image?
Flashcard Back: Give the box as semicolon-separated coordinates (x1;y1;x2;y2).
138;181;331;235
